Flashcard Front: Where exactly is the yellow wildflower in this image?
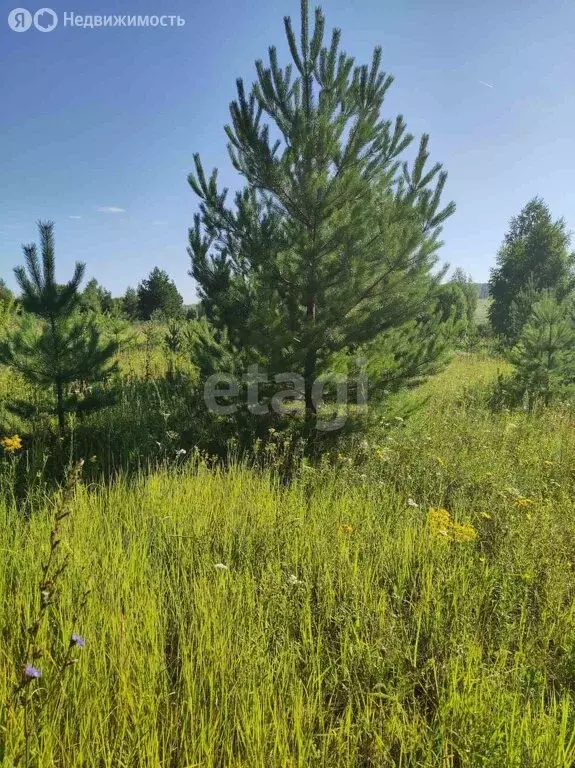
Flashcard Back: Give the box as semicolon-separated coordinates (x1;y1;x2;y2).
428;507;451;530
1;435;22;453
451;522;478;542
339;523;354;535
513;496;534;509
427;507;477;544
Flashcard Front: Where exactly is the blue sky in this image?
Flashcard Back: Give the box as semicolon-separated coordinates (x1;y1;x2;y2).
1;0;574;303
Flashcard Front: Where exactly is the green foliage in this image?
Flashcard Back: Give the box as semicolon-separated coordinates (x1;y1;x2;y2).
0;279;14;306
137;267;184;320
188;0;455;425
14;221;84;319
186;303;203;320
121;286;140;320
489;198;575;343
95;304;138;360
434;282;469;340
80;278;113;315
491;295;575;410
186;317;242;379
349;309;458;404
163;319;184;380
451;267;479;328
163;319;183;355
0;292;16;337
0;222;118;433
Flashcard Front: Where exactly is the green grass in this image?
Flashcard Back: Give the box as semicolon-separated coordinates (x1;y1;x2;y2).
475;297;492;325
2;354;575;766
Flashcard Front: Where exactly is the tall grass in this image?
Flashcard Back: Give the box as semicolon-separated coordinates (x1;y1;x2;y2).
2;354;575;765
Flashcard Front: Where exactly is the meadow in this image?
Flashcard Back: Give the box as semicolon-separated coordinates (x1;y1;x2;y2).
2;353;575;766
474;298;491;327
2;0;573;762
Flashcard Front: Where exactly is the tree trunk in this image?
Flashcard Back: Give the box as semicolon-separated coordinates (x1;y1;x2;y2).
304;296;317;422
50;315;65;435
56;379;65;435
304;348;317;420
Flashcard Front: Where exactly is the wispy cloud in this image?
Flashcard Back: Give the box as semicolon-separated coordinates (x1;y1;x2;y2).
69;215;83;220
96;206;126;214
151;219;167;226
479;80;494;89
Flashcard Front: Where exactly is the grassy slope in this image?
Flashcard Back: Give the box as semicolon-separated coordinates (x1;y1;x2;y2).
2;354;575;766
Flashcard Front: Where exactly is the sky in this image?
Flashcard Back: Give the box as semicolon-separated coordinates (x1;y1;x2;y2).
1;0;574;303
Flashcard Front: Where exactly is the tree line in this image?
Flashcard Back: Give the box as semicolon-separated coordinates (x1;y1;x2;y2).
0;0;573;444
1;266;186;322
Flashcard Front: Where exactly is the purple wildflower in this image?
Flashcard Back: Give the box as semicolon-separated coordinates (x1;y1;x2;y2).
24;664;42;679
70;632;85;648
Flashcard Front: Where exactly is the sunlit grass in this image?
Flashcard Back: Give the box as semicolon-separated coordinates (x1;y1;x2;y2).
2;351;575;765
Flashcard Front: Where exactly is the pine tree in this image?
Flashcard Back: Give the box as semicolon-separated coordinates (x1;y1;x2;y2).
489;199;575;343
137;268;184;320
163;319;184;380
508;294;575;409
122;287;140;320
188;0;455;424
0;222;118;433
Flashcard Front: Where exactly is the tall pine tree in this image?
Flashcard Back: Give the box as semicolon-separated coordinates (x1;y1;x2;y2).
188;1;455;423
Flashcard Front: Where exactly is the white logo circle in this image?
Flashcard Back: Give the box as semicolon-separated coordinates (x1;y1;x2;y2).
33;7;57;31
8;8;32;31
